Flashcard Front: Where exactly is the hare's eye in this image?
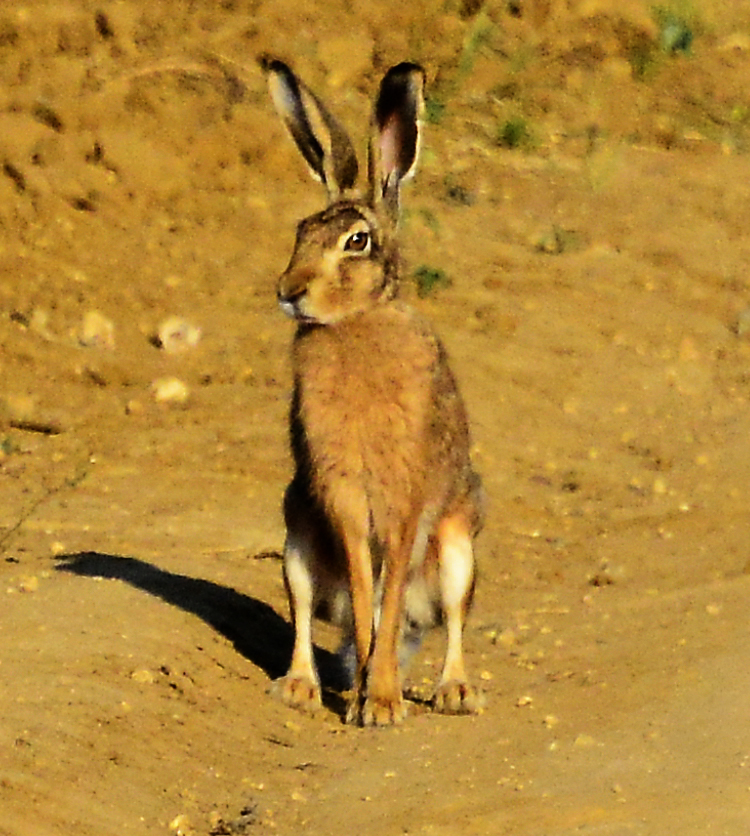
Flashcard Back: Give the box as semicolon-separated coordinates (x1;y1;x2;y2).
344;231;370;253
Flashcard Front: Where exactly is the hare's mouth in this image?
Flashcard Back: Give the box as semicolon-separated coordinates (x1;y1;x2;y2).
279;299;318;323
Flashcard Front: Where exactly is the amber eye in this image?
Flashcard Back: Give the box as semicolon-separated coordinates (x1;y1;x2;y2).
343;230;370;253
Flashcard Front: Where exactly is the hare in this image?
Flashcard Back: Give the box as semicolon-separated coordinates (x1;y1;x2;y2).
261;56;483;726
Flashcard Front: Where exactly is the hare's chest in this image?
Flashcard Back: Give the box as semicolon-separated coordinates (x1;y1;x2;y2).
292;323;434;474
297;341;417;435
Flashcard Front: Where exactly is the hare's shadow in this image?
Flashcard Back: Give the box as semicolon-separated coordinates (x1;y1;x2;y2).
56;552;345;712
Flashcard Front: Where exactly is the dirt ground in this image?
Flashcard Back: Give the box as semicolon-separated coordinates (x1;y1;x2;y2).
2;1;750;833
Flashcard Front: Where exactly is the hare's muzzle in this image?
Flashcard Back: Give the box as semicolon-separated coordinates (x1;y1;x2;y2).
277;277;311;321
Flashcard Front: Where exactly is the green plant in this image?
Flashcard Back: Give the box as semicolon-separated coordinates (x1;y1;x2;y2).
458;10;494;78
496;116;532;149
425;94;446;125
653;5;694;54
412;265;452;297
421;9;495;125
416;208;441;236
629;4;697;79
442;175;475;206
0;436;18;456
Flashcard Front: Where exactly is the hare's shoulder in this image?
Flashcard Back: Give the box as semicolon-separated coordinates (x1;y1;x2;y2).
295;303;440;368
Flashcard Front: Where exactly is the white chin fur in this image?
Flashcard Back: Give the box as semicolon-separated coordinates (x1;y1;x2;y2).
279;300;299;319
279;300;320;324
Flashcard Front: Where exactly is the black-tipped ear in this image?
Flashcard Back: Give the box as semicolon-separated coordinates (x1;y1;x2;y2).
260;55;358;200
260;56;325;183
370;62;425;219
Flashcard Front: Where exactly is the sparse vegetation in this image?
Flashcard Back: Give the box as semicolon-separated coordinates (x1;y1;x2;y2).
0;435;19;457
416;208;441;235
412;265;452;297
496;116;533;149
442;175;475;206
654;5;695;54
630;3;697;78
532;226;584;255
457;10;494;78
425;94;446;125
421;7;498;125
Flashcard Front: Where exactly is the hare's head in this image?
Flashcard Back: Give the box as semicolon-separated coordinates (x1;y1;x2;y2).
261;57;424;325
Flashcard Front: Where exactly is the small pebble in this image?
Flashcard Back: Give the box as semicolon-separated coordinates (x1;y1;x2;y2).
168;813;194;835
131;668;156;684
30;308;53;340
156;316;201;354
719;33;750;52
653;477;667;495
79;310;115;350
152;377;190;405
495;628;517;648
18;575;39;593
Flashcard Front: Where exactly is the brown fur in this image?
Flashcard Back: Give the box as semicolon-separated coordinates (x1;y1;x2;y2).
264;59;483;725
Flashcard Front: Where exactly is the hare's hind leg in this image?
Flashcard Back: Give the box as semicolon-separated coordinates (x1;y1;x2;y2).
277;534;322;710
433;513;481;714
274;482;323;711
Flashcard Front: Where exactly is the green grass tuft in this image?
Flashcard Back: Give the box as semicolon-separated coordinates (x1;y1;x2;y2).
412;265;452;297
654;5;694;55
496;116;532;149
425;95;446;126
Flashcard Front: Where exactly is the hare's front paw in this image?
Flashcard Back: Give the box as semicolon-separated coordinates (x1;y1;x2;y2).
272;674;322;713
433;680;483;715
346;691;408;727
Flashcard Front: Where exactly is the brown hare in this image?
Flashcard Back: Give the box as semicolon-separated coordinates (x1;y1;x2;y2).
261;56;483;726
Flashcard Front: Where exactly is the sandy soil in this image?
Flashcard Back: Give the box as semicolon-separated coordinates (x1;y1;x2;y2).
2;1;750;833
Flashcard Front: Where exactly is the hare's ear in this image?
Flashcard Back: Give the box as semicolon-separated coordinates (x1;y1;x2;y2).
260;55;358;201
369;62;425;222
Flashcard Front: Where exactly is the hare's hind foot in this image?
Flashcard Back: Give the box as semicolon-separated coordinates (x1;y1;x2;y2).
272;673;322;713
433;679;483;715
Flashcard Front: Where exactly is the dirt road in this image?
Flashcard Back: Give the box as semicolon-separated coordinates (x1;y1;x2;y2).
2;2;750;833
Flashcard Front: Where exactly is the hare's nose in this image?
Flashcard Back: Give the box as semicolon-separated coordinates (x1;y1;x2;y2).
277;266;311;304
277;278;310;321
278;284;306;305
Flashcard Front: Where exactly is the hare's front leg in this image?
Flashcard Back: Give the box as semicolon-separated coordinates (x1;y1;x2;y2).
350;521;416;726
335;497;411;726
433;514;481;714
361;550;411;725
341;525;377;725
